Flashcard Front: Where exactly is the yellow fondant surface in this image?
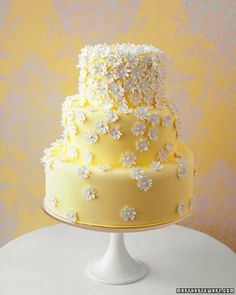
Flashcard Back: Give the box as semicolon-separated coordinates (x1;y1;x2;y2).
64;104;177;166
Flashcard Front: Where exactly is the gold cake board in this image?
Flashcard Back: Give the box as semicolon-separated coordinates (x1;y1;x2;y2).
42;201;191;233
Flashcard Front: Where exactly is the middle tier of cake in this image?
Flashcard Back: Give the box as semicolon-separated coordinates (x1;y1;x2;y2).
58;95;178;166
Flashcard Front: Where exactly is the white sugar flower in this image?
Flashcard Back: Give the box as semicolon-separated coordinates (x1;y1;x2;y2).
166;143;174;151
82;186;96;200
67;145;78;159
124;52;136;66
95;120;108;134
107;54;121;67
176;156;188;179
116;64;130;79
121;152;136;168
175;154;184;164
132;64;145;80
135;106;150;121
109;81;124;97
84;131;98;144
97;164;111;172
175;118;182;137
66;210;78;223
148;127;159;141
177;202;185;214
159;146;169;161
109;126;122;140
148;113;160;125
170;102;179;114
124;78;135;92
178;164;188;179
105;70;115;83
162;115;172;127
101;98;114;110
120;207;136;222
77;165;90;179
61;130;70;141
92;61;107;76
41;147;55;170
47;195;58;208
137;176;152;192
67;123;77;136
76;109;86;123
129;90;142;105
131;123;145;136
105;110;118;123
150;161;163;171
155;99;167;109
130;167;144;180
96;81;108;96
136;138;150;152
75;95;86;107
81;151;93;164
118;103;132;114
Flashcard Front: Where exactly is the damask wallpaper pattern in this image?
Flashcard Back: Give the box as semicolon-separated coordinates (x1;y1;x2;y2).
0;0;235;251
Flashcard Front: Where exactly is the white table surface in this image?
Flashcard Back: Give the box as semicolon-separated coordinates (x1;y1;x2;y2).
0;224;235;295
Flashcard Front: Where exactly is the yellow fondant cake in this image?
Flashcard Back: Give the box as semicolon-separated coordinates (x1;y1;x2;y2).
42;44;194;228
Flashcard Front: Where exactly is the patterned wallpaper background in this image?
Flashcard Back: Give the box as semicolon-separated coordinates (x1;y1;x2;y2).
0;0;235;251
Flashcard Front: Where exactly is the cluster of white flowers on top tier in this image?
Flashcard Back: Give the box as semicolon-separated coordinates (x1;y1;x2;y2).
77;44;166;110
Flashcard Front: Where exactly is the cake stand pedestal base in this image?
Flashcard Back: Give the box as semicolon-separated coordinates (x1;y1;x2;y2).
87;232;148;285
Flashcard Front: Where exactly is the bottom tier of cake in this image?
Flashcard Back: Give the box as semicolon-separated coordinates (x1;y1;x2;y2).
43;144;194;229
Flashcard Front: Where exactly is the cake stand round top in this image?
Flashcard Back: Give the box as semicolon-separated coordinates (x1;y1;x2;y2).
41;200;191;233
0;224;235;295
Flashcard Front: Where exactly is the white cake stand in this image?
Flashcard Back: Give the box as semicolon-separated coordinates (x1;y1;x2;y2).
42;202;191;285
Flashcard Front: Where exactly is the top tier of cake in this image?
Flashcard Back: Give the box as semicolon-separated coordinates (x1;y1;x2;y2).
77;44;166;110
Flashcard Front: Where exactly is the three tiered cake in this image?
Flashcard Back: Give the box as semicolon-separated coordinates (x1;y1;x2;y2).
42;44;194;228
